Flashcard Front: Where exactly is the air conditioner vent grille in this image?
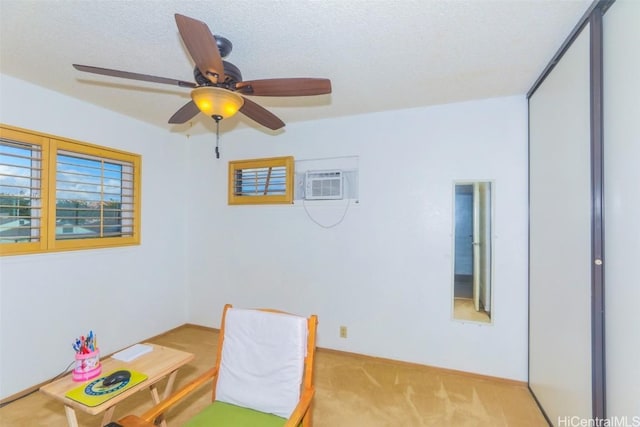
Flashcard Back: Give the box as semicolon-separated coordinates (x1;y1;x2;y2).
305;170;343;200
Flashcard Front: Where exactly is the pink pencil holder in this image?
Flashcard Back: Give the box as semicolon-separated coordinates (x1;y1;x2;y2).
72;349;101;382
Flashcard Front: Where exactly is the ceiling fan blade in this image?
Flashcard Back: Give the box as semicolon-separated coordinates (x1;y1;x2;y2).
174;14;224;84
235;78;332;96
73;64;196;88
168;100;201;124
239;98;285;130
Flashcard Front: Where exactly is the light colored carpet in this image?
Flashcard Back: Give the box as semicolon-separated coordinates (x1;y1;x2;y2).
0;325;547;426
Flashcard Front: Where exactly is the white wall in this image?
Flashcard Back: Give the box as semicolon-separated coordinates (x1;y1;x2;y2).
0;75;189;398
185;95;529;380
0;75;529;398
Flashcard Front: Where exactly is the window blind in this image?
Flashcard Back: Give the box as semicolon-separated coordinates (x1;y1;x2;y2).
234;166;287;196
56;149;134;240
0;139;42;243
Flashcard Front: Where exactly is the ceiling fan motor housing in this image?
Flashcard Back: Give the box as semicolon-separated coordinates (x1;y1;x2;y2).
214;35;232;58
193;61;242;88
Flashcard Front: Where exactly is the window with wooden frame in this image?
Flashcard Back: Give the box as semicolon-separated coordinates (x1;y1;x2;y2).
0;125;141;256
228;156;294;205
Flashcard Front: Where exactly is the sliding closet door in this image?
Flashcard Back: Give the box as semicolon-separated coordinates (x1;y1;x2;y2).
528;24;593;423
603;0;640;417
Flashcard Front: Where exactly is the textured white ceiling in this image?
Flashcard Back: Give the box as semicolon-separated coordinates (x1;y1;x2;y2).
0;0;591;135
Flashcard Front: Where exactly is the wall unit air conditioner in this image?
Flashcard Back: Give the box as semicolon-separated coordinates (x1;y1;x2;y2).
305;170;343;200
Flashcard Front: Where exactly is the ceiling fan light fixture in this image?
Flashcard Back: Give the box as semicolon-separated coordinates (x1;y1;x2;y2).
191;87;244;119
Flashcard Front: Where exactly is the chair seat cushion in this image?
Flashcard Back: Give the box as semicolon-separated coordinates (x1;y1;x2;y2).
183;401;288;427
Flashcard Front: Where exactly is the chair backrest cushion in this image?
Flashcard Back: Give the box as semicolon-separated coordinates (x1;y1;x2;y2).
215;307;308;419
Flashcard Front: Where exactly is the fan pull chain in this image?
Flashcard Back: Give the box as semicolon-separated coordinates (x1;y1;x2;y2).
214;116;221;159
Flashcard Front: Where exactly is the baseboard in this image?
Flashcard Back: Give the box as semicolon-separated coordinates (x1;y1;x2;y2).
1;322;526;406
181;323;527;386
0;327;192;406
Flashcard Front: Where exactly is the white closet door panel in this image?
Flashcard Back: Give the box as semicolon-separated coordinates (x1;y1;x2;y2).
604;0;640;417
529;25;592;423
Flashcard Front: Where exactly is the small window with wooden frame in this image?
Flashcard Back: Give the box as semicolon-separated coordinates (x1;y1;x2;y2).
228;156;294;205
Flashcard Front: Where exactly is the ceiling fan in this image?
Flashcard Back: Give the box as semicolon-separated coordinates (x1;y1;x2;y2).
73;13;332;131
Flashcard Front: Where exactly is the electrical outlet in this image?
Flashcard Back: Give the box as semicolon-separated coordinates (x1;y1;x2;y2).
339;326;347;338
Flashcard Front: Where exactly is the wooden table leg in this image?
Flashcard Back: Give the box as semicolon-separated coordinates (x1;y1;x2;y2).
162;370;178;400
101;406;116;426
63;405;79;427
148;384;164;427
148;370;178;427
